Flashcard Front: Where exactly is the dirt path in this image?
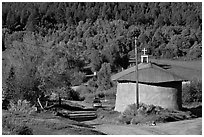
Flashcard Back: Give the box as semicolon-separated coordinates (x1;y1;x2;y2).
93;118;202;135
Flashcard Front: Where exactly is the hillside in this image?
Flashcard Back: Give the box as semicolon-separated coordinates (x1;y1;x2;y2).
2;2;202;119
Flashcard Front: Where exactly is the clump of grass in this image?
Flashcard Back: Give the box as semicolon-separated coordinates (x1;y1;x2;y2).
8;99;37;114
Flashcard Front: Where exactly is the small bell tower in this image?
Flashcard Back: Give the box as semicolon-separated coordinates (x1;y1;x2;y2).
141;48;149;63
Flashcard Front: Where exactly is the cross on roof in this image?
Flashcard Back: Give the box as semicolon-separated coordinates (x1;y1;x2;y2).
142;48;147;55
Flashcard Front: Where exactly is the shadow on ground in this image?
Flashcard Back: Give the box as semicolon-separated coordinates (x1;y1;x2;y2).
182;105;202;118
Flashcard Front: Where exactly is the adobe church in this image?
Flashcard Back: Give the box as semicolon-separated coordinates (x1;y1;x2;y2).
111;48;185;112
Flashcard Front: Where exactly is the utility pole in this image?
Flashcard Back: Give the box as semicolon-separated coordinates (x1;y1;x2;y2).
135;37;139;109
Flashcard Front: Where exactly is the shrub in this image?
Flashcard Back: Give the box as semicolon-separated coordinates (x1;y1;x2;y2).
187;43;202;60
182;80;202;104
53;86;84;101
88;78;98;88
99;87;117;99
123;103;138;116
76;85;96;99
57;87;84;101
8;100;37;114
71;72;86;86
66;89;84;101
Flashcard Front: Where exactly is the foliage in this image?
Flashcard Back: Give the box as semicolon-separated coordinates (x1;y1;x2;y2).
89;49;102;72
70;71;86;86
76;85;96;97
2;35;43;104
88;78;98;88
182;80;202;104
8;100;37;114
3;2;201;31
37;41;84;97
2;2;202;104
97;63;112;91
3;3;202;61
187;42;202;60
56;87;84;101
67;89;84;101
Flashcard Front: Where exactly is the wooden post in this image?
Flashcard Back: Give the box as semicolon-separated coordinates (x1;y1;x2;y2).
135;37;139;109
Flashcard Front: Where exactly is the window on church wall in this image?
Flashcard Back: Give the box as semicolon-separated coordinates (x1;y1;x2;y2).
143;57;147;63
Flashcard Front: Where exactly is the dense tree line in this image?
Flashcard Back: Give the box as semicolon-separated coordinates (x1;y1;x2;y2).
2;2;202;103
2;2;202;31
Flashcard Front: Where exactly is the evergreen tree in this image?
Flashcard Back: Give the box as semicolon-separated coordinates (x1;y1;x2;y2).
97;63;112;91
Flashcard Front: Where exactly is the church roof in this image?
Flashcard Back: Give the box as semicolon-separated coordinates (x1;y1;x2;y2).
111;63;185;83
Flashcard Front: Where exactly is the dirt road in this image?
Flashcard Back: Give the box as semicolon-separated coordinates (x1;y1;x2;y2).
93;118;202;135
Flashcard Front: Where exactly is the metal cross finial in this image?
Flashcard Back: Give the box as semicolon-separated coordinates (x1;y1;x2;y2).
142;48;147;55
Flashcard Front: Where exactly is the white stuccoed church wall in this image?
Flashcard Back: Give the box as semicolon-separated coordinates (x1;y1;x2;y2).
114;82;182;112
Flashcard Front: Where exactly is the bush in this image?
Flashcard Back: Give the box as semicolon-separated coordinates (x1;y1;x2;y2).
187;43;202;60
182;80;202;104
76;85;96;99
71;72;86;86
88;78;98;88
8;100;37;114
66;89;84;101
55;87;84;101
123;103;138;116
97;86;117;97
